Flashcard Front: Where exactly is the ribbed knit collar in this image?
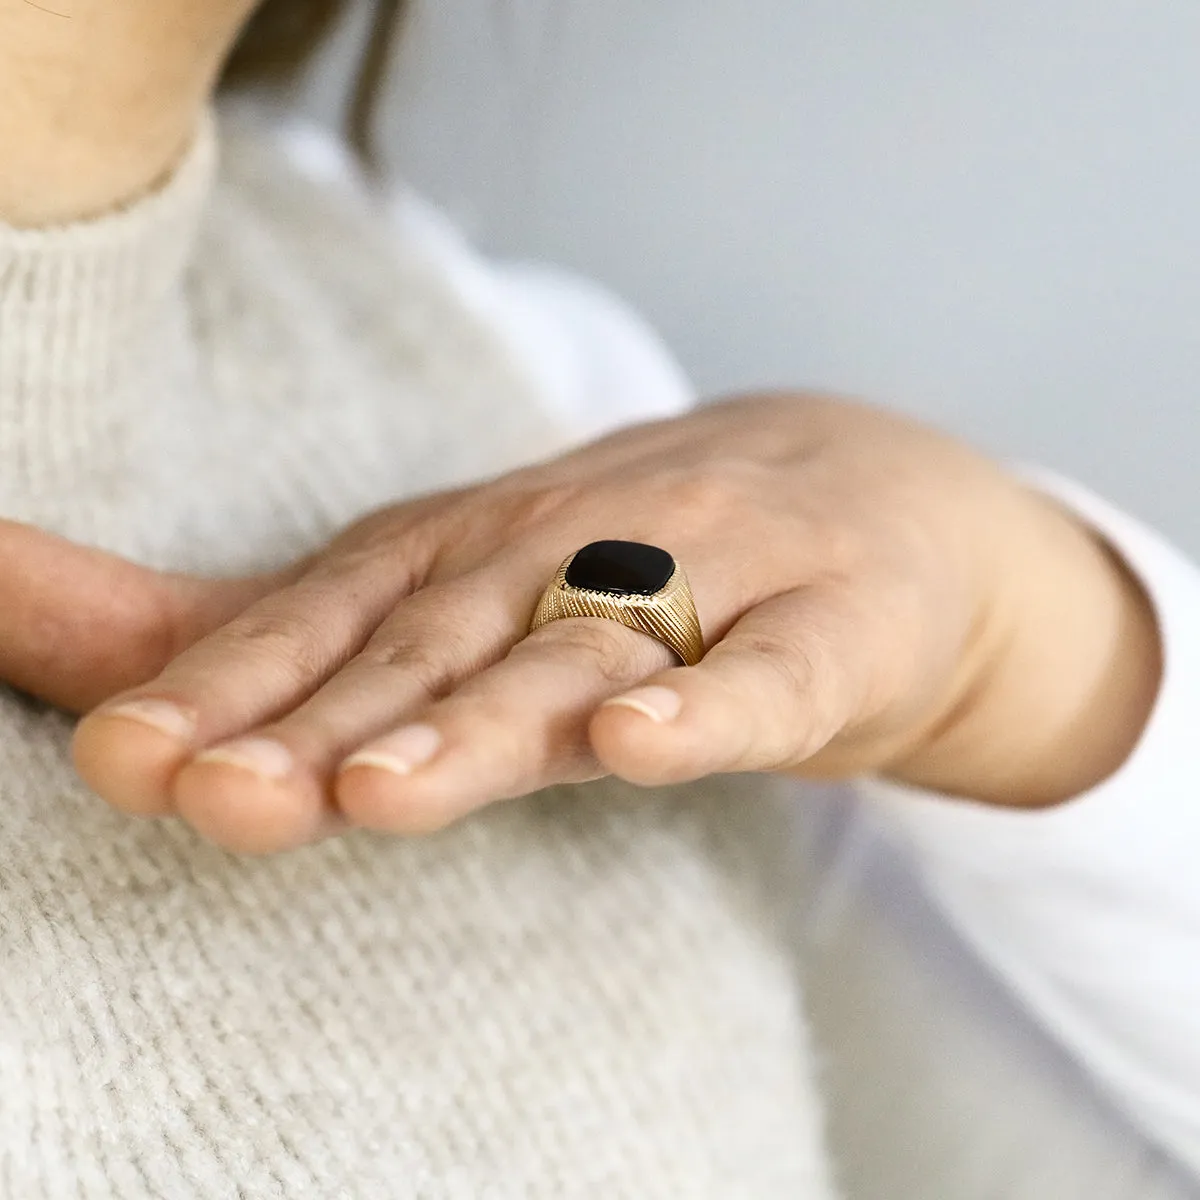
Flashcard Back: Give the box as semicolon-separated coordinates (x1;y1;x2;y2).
0;116;215;536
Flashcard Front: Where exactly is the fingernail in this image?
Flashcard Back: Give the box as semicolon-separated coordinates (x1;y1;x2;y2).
602;686;682;723
194;737;294;781
341;725;442;778
99;699;196;742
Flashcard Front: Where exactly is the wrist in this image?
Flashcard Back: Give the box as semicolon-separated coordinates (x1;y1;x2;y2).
888;487;1162;808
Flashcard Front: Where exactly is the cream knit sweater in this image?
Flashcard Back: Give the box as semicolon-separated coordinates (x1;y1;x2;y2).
0;113;834;1198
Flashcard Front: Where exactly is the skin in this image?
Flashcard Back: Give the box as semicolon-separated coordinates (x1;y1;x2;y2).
0;0;256;226
0;3;1163;855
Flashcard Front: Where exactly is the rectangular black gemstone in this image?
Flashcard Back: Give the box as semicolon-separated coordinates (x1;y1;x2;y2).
565;540;675;597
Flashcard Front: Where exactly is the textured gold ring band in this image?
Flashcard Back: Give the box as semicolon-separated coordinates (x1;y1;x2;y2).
529;540;705;667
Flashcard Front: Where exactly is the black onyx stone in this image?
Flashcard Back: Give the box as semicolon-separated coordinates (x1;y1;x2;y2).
566;540;675;597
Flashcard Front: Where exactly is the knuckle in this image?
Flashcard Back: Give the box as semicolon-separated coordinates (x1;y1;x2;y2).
736;628;844;747
658;461;762;525
738;632;816;695
211;610;334;684
320;509;444;590
329;502;426;555
356;637;456;698
496;482;583;542
420;483;580;576
358;595;510;691
304;544;407;592
521;619;646;684
812;519;871;579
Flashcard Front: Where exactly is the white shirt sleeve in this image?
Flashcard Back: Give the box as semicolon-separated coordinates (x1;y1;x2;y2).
862;474;1200;1178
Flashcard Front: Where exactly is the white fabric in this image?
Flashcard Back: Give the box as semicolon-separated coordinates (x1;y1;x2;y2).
277;120;1200;1192
277;115;692;440
864;476;1200;1181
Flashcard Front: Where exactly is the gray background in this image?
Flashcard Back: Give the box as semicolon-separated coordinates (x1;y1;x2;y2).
302;0;1200;554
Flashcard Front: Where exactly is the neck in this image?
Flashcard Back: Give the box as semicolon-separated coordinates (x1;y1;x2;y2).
0;0;253;227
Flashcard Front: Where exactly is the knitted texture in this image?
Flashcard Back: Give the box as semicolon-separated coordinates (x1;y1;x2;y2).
0;112;836;1198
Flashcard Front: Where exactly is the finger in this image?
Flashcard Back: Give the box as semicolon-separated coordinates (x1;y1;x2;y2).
166;567;539;854
589;586;876;786
72;547;426;822
335;615;675;835
0;520;278;712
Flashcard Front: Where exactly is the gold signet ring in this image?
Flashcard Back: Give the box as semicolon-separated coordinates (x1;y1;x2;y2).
530;540;704;667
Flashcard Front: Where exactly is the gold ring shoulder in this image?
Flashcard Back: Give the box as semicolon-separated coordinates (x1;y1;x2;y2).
530;557;705;666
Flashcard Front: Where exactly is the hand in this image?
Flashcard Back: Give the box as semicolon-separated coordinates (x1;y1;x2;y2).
0;395;1160;854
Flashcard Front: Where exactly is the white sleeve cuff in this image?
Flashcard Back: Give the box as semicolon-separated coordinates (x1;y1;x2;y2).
860;472;1200;1177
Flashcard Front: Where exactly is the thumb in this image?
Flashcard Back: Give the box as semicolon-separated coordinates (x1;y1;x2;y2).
0;521;287;713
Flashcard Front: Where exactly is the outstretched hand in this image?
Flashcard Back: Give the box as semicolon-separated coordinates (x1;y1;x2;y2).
0;395;1159;854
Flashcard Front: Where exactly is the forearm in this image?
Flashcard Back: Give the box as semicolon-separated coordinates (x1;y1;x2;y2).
0;0;249;226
